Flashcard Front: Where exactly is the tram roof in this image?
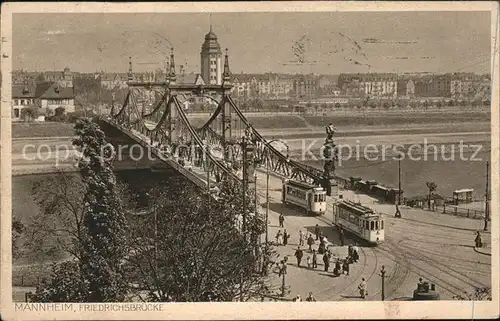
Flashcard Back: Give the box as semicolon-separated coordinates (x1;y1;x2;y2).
284;179;321;191
337;200;379;217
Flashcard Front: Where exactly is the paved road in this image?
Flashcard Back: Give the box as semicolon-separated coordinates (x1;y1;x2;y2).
252;171;491;301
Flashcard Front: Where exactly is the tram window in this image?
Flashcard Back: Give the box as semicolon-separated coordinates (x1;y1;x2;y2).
314;195;318;202
365;221;369;230
375;221;379;230
370;221;375;230
381;220;384;230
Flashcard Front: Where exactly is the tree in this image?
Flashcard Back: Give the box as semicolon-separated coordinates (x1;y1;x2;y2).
72;118;129;302
55;107;66;116
32;261;88;302
32;119;129;302
29;170;86;261
126;176;276;302
20;107;38;121
426;181;437;210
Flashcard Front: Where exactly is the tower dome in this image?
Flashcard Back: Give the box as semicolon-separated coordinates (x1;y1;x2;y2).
200;26;223;85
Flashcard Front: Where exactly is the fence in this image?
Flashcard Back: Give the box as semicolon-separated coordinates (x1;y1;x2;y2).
440;204;486;220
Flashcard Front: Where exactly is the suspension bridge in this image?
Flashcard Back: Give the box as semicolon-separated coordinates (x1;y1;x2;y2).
101;50;334;199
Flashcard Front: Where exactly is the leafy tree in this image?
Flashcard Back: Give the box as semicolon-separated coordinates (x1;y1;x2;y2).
33;261;88;303
126;177;276;302
426;181;437;210
72;118;129;302
29;170;86;261
55;107;66;116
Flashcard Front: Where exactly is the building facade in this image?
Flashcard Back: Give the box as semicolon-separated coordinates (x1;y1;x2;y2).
200;26;223;85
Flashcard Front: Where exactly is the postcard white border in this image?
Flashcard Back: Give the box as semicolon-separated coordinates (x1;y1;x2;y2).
1;1;499;320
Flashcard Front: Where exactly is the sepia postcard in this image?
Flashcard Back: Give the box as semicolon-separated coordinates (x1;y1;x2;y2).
1;1;499;320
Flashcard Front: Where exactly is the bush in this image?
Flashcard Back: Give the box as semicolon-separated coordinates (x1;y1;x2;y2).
55;107;66;116
20;107;39;121
67;111;90;123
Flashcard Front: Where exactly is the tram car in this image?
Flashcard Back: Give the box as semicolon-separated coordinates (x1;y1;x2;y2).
282;180;327;215
333;200;385;245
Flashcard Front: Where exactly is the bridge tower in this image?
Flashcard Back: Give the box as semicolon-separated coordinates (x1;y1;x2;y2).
168;48;178;143
222;49;232;161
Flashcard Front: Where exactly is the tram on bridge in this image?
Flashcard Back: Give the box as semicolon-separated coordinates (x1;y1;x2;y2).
282;180;327;215
334;200;385;245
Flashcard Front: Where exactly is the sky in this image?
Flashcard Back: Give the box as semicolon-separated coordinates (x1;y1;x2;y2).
12;11;492;74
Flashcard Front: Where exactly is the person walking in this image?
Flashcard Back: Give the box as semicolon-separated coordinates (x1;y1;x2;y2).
294;247;304;267
358;278;367;299
305;292;316;302
475;231;483;248
307;234;315;251
276;230;283;245
314;224;320;240
342;259;350;276
312;249;318;269
352;243;359;263
333;259;342;277
299;230;305;246
306;256;312;269
283;229;290;246
323;251;330;272
279;214;285;228
395;204;402;218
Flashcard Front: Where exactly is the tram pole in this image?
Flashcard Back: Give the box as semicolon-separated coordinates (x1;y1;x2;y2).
398;158;402;205
380;265;386;301
484;161;490;231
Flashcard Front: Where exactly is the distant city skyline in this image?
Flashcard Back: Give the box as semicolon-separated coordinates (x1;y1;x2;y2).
13;12;492;75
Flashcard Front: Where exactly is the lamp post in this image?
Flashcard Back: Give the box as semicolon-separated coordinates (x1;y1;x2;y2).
380;265;386;301
484;161;490;231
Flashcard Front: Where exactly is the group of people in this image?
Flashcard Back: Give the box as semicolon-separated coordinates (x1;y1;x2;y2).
292;292;316;302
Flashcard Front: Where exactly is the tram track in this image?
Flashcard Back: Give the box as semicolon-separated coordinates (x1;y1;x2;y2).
380;236;486;297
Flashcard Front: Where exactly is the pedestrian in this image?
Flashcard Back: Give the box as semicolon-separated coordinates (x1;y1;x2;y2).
323;252;330;272
276;230;283;245
279;214;285;228
358;278;367;299
475;231;483;248
307;256;312;269
305;292;316;302
339;228;345;246
307;234;315;251
314;224;320;240
294;247;304;267
342;259;350;276
312;249;318;269
352;243;359;262
293;294;302;302
299;230;304;246
318;230;323;243
348;244;353;257
283;229;290;246
333;259;342;277
395;204;402;218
